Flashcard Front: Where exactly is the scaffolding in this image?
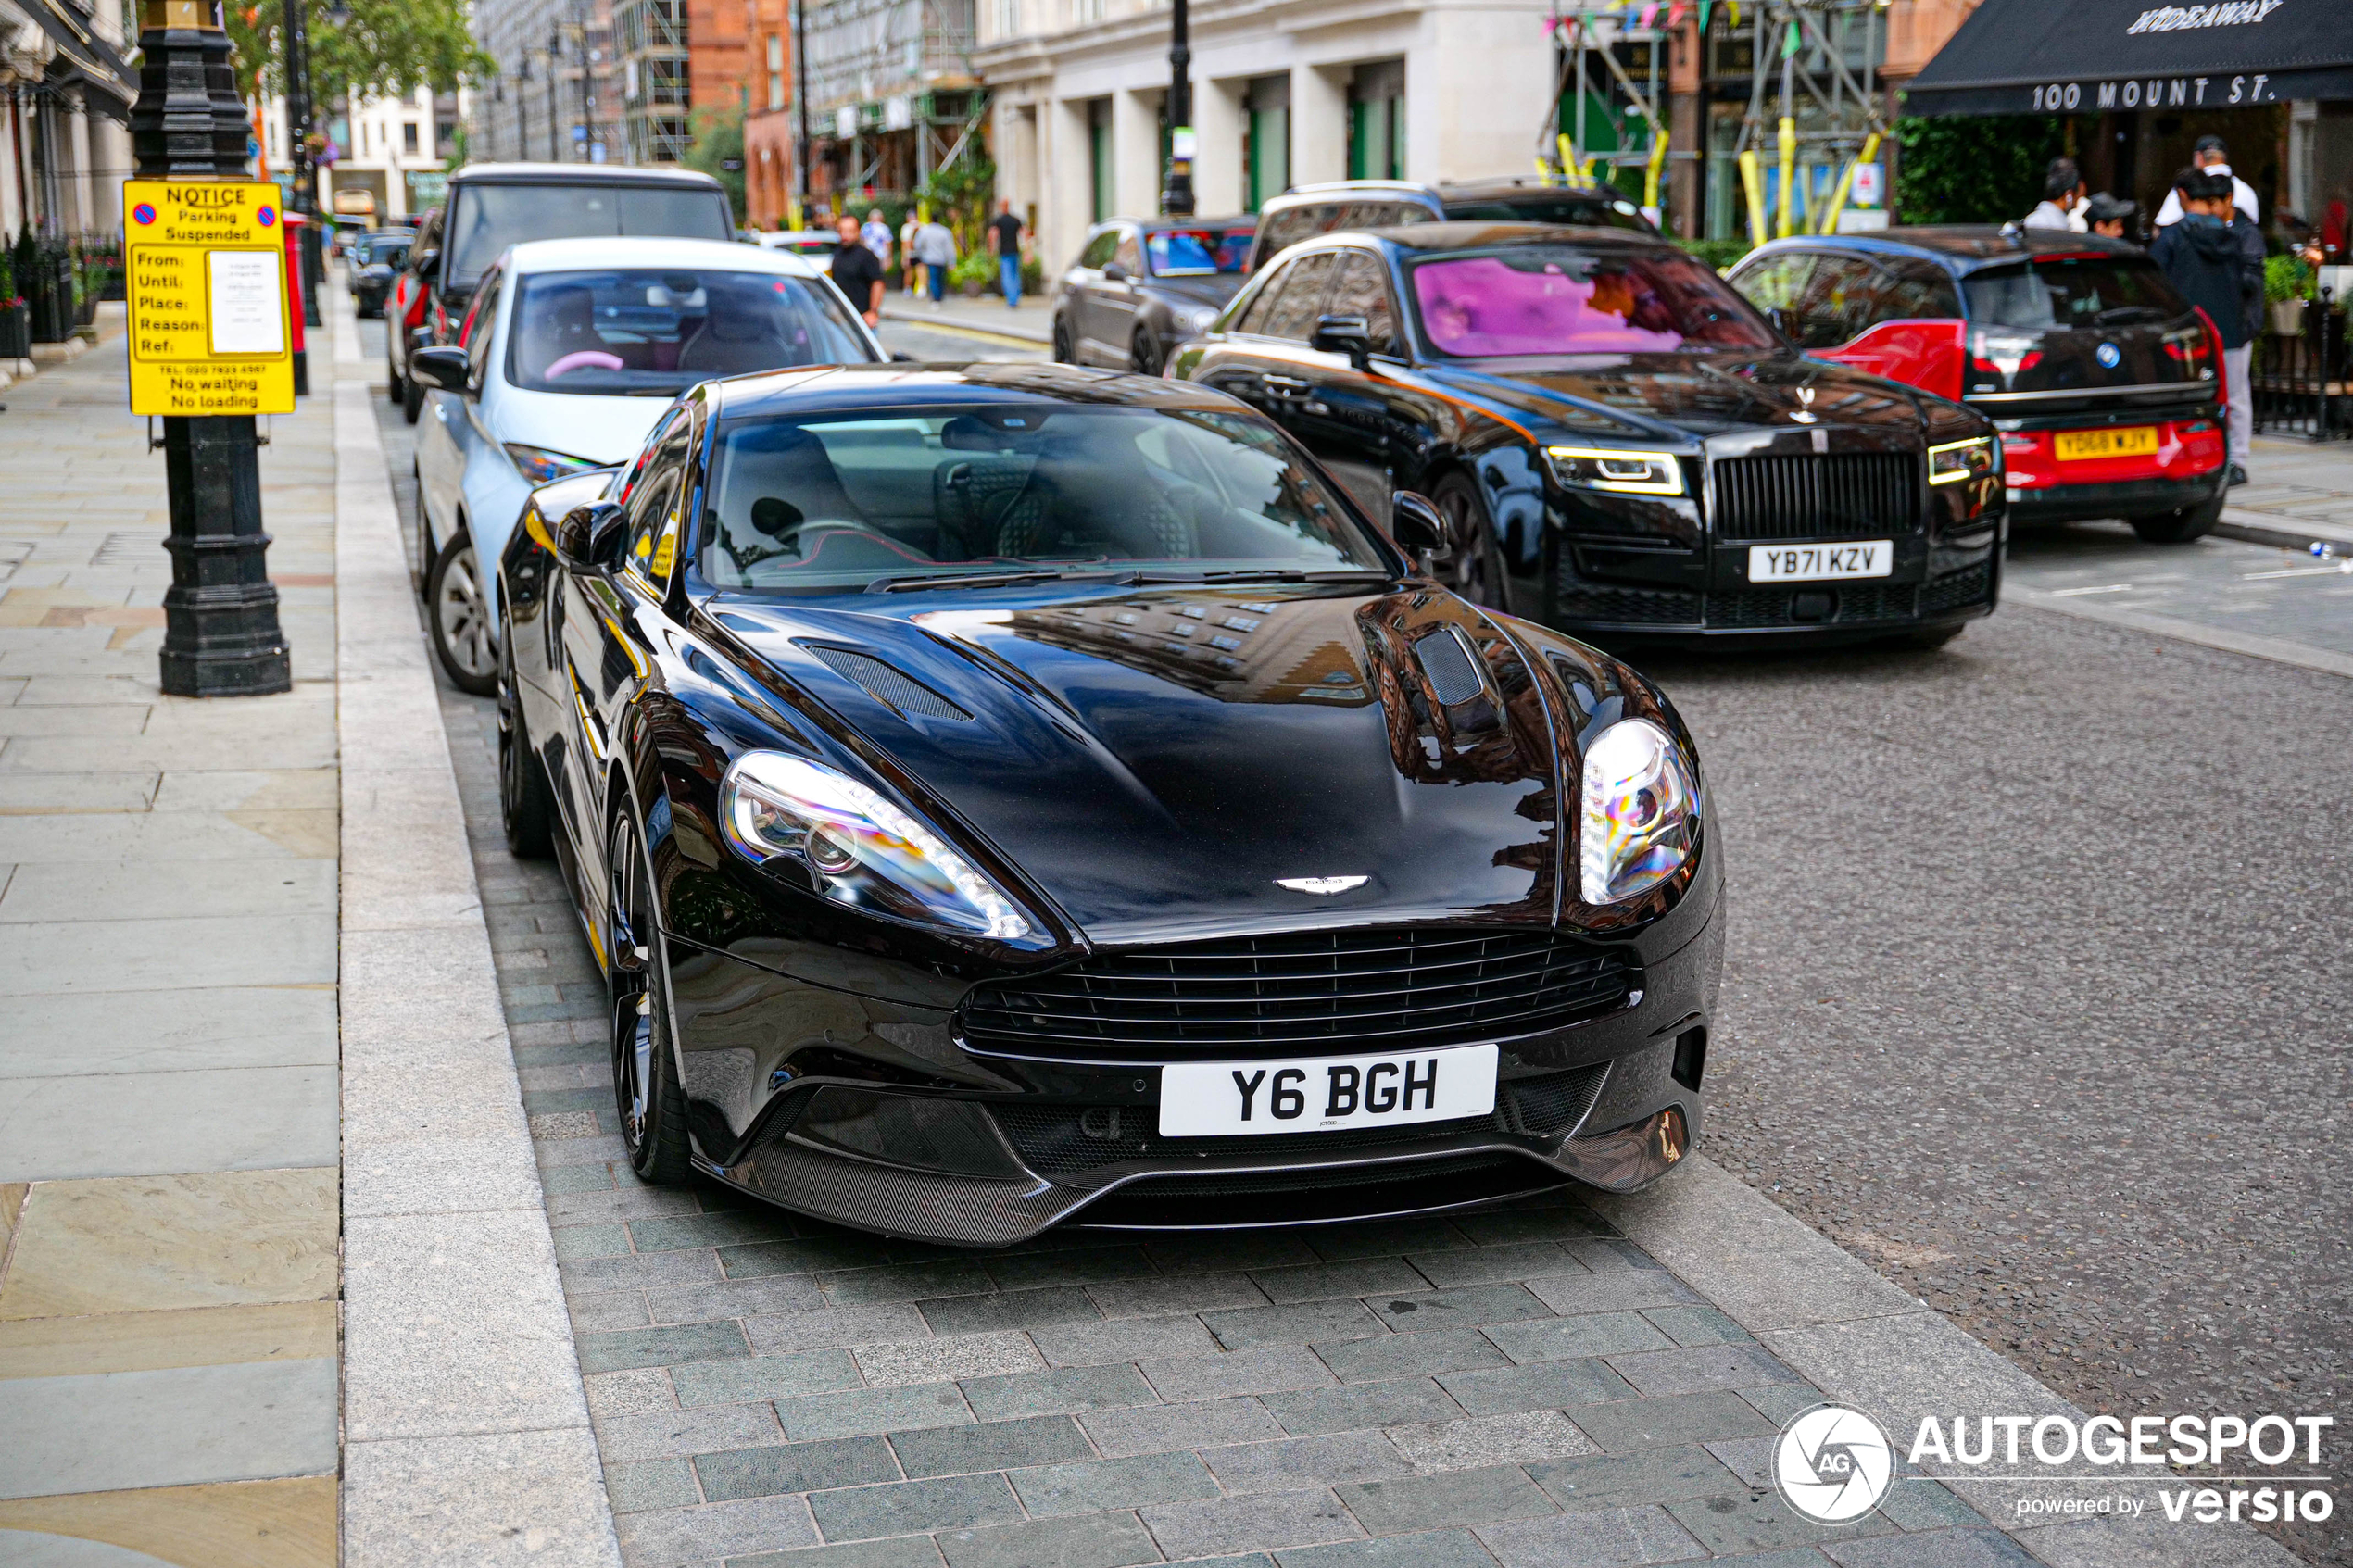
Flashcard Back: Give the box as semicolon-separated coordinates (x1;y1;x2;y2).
802;0;986;200
1540;0;1890;241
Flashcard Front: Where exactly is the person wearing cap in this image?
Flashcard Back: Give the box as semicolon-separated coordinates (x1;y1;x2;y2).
2023;158;2086;231
2151;169;2261;484
2155;135;2259;227
2084;193;2138;242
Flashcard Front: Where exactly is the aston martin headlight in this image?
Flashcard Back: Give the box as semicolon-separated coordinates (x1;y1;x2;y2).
505;443;599;484
1928;435;1998;485
1543;445;1685;496
1190;307;1222;332
719;751;1038;943
1579;719;1700;905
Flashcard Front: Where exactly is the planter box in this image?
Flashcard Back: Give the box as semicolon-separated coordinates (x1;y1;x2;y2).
2270;299;2308;336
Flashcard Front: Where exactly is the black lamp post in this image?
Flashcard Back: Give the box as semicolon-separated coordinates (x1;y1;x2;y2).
1160;0;1193;217
793;0;811;221
547;31;561;161
128;0;292;697
282;0;323;326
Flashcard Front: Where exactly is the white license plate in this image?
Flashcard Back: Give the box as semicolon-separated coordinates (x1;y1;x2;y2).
1746;542;1893;582
1160;1044;1498;1136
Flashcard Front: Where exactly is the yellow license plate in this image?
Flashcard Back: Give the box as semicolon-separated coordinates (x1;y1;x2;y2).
2055;426;2158;461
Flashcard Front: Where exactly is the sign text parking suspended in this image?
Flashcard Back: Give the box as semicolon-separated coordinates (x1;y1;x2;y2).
123;179;296;417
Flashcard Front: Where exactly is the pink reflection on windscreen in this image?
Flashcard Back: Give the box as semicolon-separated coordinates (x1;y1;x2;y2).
1413;257;1687;358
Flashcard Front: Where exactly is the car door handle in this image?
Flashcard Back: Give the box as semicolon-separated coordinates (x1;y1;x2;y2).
1262;373;1309;397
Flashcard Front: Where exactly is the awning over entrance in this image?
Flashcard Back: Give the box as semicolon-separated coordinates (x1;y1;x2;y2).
1905;0;2353;117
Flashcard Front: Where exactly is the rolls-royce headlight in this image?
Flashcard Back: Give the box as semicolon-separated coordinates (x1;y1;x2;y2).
1543;445;1685;496
1580;719;1700;905
720;751;1041;944
1928;435;1998;485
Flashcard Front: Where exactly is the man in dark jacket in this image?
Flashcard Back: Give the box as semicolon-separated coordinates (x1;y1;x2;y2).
2151;169;2263;484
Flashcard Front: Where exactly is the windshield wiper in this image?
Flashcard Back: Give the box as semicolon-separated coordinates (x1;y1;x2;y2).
1115;567;1394;586
868;569;1121;594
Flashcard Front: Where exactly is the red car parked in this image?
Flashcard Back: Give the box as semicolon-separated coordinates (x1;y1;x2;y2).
1729;228;2227;544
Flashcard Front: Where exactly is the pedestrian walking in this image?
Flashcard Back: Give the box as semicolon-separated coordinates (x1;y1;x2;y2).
2154;134;2259;227
829;210;886;327
2083;193;2138;242
861;208;892;270
900;211;921;294
991;200;1026;309
913;217;957;308
2022;158;2084;232
2150;169;2261;485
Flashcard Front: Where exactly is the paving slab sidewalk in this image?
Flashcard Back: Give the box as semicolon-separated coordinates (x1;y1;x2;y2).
0;315;341;1562
2221;436;2353;553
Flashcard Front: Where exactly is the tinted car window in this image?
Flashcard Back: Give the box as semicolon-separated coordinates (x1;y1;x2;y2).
1733;252;1814;319
1408;243;1778;357
1327;252;1400;356
1257;252;1338;341
1148;227;1253;275
444;182;733;290
699;405;1387;589
464;268;504;381
1792;255;1881;347
1255;203;1336;263
1876;258;1962;320
1078;229;1119;269
626;413;695;588
1112;229;1143;275
505;268;872;396
1961;257;2183;330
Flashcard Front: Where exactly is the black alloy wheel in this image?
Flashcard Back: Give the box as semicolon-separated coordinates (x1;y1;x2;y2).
609;805;693;1183
427;533;499;697
1432;472;1513;612
1129;328;1164;378
386;350;405;402
2131;494;2224;545
497;634;554;859
1051;315;1076;364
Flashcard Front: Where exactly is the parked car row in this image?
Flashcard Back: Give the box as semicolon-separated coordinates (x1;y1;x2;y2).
366;166;2226;1243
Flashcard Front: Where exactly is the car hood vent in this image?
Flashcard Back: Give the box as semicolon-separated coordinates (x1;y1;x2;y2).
799;643;973;721
1413;627;1487;708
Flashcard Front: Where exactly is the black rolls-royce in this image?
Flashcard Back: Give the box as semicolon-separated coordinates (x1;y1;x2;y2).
1170;222;2006;646
495;364;1718;1245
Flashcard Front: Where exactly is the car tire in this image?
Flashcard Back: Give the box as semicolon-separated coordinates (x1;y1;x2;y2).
608;801;694;1184
1051;316;1076;364
386;351;405;402
1129;328;1163;377
497;634;555;859
2130;495;2223;545
426;533;499;696
410;460;433;591
1432;472;1513;613
401;370;424;424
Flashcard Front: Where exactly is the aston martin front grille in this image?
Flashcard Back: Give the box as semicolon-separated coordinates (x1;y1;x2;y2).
961;928;1636;1060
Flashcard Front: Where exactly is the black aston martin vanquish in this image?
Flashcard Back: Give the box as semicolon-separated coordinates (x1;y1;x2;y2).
1172;222;2007;645
497;364;1719;1245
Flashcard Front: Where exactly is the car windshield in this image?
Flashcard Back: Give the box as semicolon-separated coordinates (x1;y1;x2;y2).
506;269;873;396
698;405;1389;591
1147;228;1253;275
1441;194;1656;232
362;238;409;265
444;184;733;290
1406;244;1778;358
1961;257;2184;330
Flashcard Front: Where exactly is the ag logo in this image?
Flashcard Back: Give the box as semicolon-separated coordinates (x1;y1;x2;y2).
2095;342;2121;369
1773;1403;1894;1524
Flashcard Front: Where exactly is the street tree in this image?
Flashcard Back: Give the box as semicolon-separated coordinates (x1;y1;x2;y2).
226;0;492;119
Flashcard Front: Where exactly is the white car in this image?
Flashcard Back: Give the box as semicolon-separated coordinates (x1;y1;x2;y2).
409;234;886;693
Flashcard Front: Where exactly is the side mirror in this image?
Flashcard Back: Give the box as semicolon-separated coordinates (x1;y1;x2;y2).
409;345;473;395
411;245;441;277
1101;260;1128;282
1311;312;1375;370
556;502;627;572
1390;490;1444;553
889;349;919;363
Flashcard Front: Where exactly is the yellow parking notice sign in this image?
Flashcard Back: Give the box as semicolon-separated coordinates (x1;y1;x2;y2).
123;179;296;416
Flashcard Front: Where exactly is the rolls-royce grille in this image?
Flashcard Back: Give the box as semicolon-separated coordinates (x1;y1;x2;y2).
1553;583;1702;626
961;929;1637;1060
1712;452;1921;541
994;1064;1610;1180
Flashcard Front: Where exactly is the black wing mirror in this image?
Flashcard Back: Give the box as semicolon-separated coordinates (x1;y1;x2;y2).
1390;490;1444;552
556;502;628;571
410;245;441;277
1101;260;1128;282
408;345;473;395
1311;312;1375;370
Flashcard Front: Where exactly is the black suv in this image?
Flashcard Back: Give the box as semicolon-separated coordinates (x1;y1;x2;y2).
1245;179;1657;273
384;163;735;421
